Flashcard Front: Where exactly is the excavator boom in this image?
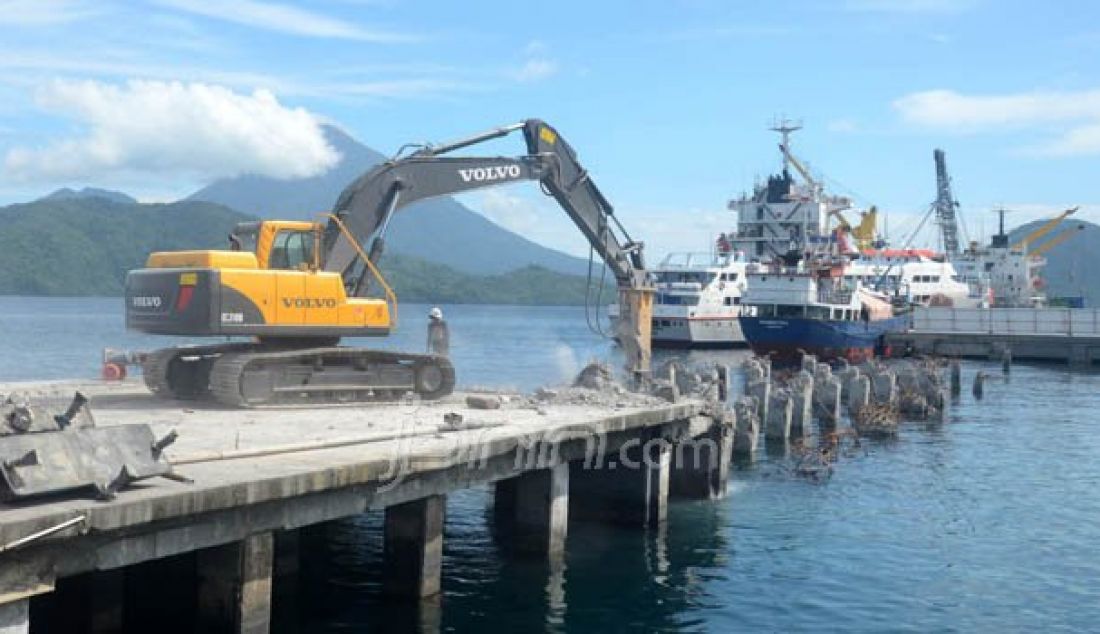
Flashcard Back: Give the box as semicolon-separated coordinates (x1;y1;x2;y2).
322;119;653;376
324;120;647;289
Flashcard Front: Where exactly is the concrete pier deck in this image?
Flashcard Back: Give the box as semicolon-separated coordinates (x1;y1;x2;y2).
890;306;1100;365
0;379;722;632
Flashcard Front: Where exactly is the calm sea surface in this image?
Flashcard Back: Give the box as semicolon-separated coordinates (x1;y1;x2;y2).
3;296;1100;632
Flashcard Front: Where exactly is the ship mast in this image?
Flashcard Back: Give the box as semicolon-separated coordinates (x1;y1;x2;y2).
771;118;803;175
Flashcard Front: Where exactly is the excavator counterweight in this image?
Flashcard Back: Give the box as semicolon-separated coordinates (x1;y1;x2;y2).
126;119;652;407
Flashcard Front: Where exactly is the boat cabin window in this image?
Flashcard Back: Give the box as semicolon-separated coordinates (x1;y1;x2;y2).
720;272;739;282
655;271;716;286
724;297;741;306
269;229;315;270
775;304;804;318
806;306;830;319
657;294;700;306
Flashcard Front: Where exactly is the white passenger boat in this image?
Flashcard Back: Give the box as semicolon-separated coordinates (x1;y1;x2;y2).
610;251;753;347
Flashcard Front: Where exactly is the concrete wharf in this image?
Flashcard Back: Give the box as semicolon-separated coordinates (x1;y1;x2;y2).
886;307;1100;365
0;380;730;633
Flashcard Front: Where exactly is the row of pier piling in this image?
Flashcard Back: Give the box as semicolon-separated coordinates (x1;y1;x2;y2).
730;353;975;453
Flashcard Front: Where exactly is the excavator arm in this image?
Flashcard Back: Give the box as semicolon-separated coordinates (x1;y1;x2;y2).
320;119;654;378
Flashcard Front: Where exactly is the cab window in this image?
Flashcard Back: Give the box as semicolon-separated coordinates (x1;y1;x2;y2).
269;230;315;270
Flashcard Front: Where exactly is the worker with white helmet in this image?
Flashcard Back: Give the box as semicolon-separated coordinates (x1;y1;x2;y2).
427;307;450;356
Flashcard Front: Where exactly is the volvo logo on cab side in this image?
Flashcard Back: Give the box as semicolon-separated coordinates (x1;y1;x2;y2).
281;298;338;309
457;165;521;183
131;296;162;308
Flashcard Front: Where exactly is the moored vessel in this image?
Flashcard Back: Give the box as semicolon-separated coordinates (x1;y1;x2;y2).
738;257;909;363
610;250;753;347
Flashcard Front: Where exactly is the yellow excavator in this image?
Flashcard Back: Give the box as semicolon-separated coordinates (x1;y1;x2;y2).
126;119;653;407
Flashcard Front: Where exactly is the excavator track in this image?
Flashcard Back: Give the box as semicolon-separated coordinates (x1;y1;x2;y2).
142;343;255;400
143;344;455;407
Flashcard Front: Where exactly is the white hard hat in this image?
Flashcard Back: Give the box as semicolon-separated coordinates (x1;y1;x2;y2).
429;307;443;320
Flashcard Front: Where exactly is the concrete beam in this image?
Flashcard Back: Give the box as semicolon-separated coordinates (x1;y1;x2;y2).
196;532;273;634
0;600;28;634
493;463;569;560
383;495;445;599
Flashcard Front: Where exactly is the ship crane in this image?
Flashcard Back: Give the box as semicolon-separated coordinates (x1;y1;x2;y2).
1013;206;1079;251
775;134;877;251
932;149;962;257
1030;223;1085;257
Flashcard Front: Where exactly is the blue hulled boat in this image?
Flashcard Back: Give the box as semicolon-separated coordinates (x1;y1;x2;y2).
738;259;910;364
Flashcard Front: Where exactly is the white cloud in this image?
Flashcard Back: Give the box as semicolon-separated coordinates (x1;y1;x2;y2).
512;59;558;83
0;0;97;25
509;40;559;83
154;0;415;42
894;87;1100;156
477;189;543;233
894;88;1100;129
3;79;340;183
1042;123;1100;156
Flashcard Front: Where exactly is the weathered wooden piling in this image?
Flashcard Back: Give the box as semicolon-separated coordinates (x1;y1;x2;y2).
950;360;961;397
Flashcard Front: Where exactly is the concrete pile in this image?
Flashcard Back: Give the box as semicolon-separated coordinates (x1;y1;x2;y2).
732;395;759;457
654;360;727;403
893;359;947;419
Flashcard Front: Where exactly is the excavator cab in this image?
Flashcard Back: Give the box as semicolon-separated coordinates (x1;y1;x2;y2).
231;221;322;272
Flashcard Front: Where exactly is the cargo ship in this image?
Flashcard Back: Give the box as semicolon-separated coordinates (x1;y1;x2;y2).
738;257;909;363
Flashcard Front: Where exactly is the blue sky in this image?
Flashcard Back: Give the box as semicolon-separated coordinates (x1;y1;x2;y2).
1;0;1098;257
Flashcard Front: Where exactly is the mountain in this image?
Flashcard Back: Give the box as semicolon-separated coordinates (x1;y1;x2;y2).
187;125;592;277
42;187;137;205
0;197;247;295
1008;219;1100;305
0;196;592;304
